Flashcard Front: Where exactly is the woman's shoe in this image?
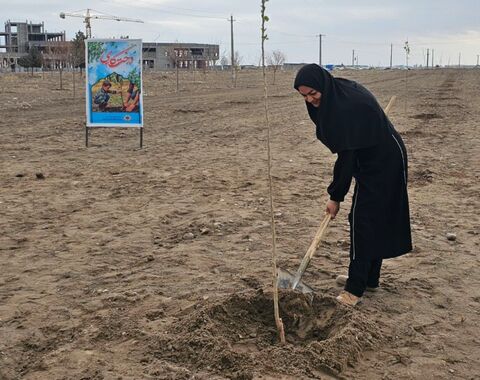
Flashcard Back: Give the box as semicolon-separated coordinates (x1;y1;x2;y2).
335;275;379;292
336;290;362;306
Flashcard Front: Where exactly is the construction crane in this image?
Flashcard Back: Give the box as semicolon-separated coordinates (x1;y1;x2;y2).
59;8;143;39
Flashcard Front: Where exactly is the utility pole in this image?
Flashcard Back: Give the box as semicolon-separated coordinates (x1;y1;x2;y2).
352;49;355;67
317;34;324;67
404;40;410;68
229;15;235;85
477;54;479;66
403;40;410;115
426;48;430;68
390;43;393;68
85;8;92;38
432;49;434;68
458;52;461;68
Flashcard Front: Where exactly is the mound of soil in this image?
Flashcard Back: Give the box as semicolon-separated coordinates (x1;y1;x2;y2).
148;290;382;379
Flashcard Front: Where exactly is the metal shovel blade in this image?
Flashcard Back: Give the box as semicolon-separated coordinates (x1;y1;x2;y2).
277;267;314;294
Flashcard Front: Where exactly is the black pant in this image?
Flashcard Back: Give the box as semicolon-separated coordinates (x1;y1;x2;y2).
345;258;383;297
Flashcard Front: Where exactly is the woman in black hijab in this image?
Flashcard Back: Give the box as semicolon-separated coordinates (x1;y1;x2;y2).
294;64;412;306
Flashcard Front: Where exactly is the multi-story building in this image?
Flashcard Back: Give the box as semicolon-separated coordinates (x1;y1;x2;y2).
0;20;220;71
0;20;66;70
142;42;219;70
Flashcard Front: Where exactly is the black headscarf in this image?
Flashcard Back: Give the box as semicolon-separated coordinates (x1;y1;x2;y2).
294;64;390;153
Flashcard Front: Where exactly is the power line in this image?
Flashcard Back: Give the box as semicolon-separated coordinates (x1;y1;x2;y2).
98;0;227;20
147;9;226;20
156;5;227;17
269;30;316;38
235;40;314;46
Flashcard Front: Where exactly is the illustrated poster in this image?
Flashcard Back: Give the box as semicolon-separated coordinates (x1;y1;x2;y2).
86;39;143;127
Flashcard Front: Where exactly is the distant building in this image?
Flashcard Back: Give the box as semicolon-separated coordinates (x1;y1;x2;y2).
240;65;257;70
1;20;220;72
0;20;66;70
283;62;308;70
142;42;219;70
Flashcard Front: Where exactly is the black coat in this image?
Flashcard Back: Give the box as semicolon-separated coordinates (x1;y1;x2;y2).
294;64;412;260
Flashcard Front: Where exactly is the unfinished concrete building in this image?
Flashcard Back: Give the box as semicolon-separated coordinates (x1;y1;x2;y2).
0;20;219;72
142;42;219;70
0;20;66;70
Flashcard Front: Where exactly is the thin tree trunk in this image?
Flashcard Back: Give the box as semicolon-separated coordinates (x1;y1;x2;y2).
261;0;285;345
73;69;76;99
176;61;179;92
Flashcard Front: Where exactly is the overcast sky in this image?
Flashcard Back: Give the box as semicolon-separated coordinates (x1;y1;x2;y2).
1;0;479;66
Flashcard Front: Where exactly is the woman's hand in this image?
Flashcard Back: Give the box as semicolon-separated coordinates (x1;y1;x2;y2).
325;200;340;219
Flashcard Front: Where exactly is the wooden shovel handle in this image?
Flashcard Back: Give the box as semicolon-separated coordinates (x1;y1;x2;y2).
384;95;396;116
305;213;331;260
291;214;330;289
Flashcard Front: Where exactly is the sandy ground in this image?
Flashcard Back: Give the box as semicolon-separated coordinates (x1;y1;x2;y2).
0;67;479;380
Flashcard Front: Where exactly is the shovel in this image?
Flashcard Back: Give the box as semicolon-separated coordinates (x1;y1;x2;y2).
277;213;331;293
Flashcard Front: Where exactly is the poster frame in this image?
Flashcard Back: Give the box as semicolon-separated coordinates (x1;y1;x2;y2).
85;38;144;147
